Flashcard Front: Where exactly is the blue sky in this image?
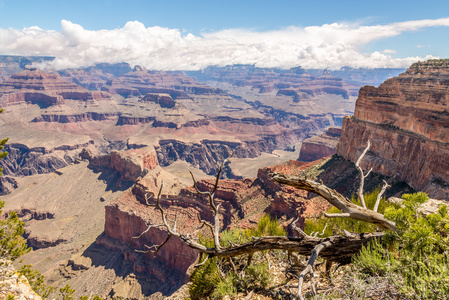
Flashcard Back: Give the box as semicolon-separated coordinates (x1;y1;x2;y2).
0;0;448;70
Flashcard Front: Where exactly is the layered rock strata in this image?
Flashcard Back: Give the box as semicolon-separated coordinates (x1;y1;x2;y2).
337;59;449;198
0;67;112;107
103;65;224;98
0;55;54;82
0;141;94;177
298;127;341;161
98;156;332;296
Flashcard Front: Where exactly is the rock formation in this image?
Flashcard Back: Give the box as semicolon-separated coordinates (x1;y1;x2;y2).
0;259;42;300
0;141;94;177
298;127;341;162
0;55;54;83
337;59;449;199
59;62;132;90
0;67;113;107
102;65;223;98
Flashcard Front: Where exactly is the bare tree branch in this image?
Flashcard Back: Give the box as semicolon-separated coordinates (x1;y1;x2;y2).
324;212;350;218
291;217;307;238
355;140;372;209
270;173;396;231
195;254;211;267
297;240;332;300
373;180;391;212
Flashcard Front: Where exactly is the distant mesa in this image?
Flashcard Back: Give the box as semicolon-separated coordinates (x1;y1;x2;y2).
58;62;132;90
0;55;55;83
0;67;112;107
102;66;222;99
189;64;353;100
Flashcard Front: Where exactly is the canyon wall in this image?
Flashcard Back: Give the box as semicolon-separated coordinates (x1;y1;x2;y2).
0;141;94;176
337;59;449;199
298;127;341;162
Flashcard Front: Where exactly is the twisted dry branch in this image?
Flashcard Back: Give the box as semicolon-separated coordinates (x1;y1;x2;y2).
130;142;395;298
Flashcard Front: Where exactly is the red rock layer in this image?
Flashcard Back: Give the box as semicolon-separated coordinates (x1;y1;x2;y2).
96;149;331;294
103;65;224;98
0;68;112;106
85;147;158;181
337;60;449;198
298;127;341;162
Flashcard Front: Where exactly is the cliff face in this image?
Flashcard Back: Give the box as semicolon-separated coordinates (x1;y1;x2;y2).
337;60;449;199
298;127;341;162
0;141;94;177
0;67;113;107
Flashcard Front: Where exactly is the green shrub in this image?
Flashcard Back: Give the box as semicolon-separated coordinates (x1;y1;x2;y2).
0;201;29;262
18;265;55;298
212;273;237;299
58;284;75;300
352;238;397;276
352;192;449;299
189;255;221;299
244;260;271;289
305;187;389;237
189;215;284;298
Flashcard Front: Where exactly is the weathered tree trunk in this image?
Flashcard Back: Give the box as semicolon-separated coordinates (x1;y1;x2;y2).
131;142;394;299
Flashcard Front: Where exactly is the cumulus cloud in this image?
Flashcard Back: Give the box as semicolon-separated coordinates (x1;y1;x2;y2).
0;18;447;70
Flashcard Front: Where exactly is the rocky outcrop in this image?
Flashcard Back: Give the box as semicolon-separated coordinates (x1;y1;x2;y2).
337;59;449;199
155;139;240;176
155;136;300;177
84;147;158;182
59;62;132;90
0;176;18;195
0;259;42;300
140;93;176;108
115;115;155;125
102;65;220;99
31;112;118;123
298;127;341;162
25;231;67;249
0;55;54;83
97;193;200;295
0;141;94;176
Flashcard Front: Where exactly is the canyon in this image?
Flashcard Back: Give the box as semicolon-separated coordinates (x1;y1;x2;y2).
4;56;444;298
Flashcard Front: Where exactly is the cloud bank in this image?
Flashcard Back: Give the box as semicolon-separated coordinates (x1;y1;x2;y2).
0;18;447;70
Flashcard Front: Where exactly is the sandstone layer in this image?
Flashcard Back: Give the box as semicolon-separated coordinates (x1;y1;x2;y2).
0;68;113;107
298;127;341;162
337;59;449;199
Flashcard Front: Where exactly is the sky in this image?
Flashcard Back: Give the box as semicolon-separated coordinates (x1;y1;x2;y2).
0;0;448;70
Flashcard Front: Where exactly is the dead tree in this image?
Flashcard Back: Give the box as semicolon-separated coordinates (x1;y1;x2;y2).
131;143;393;299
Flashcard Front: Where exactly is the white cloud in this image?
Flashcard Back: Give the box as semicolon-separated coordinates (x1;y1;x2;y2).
416;44;431;48
0;18;447;70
